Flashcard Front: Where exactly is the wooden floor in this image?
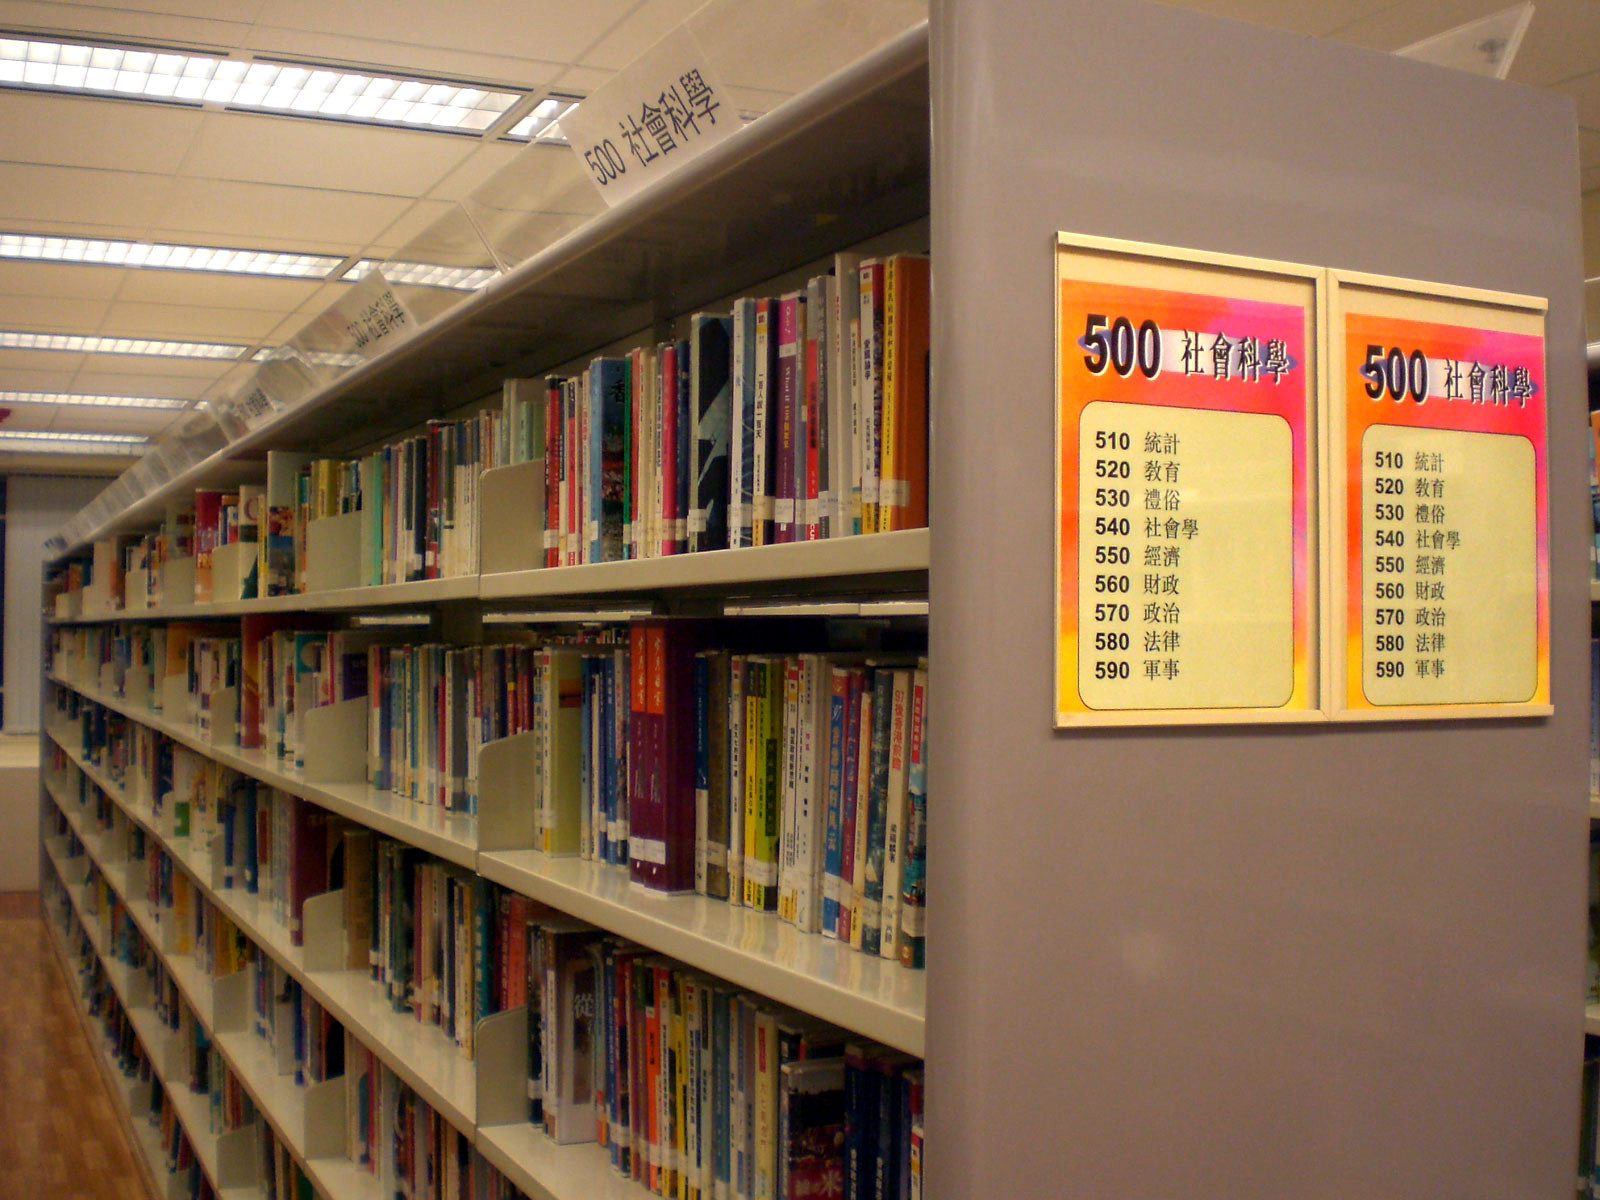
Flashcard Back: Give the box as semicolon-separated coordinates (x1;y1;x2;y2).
0;892;155;1200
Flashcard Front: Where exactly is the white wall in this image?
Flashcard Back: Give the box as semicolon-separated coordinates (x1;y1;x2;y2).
5;474;108;733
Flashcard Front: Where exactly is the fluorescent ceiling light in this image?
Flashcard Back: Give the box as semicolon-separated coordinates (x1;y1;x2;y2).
505;95;581;142
0;36;521;132
0;430;146;454
341;258;496;290
0;390;188;409
0;330;246;358
0;233;343;278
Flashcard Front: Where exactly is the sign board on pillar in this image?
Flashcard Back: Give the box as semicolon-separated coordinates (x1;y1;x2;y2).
1054;233;1323;726
1327;272;1549;720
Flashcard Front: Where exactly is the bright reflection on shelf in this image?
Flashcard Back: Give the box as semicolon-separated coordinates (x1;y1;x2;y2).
0;233;344;278
0;390;189;409
0;431;147;454
250;347;363;368
341;259;497;290
0;331;246;359
482;609;655;624
0;37;522;132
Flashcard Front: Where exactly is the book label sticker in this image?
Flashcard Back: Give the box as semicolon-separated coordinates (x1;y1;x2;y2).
561;24;737;208
1329;276;1548;719
1055;234;1321;726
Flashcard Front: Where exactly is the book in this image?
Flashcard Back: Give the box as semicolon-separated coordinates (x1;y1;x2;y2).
774;292;804;544
263;451;312;597
877;254;931;533
778;1058;846;1200
730;298;759;550
691;313;734;554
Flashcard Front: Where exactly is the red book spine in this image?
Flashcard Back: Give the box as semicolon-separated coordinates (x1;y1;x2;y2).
628;626;653;887
660;623;699;892
660;343;679;557
804;318;822;540
545;379;561;567
774;296;799;543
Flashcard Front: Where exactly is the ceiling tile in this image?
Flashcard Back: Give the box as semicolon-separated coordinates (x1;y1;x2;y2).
43;407;174;435
113;270;327;312
0;347;89;374
0;366;83;393
182;112;477;196
580;0;707;71
0;295;109;331
1327;0;1521;50
154;178;412;247
690;0;926;96
242;25;563;88
0;406;61;432
0;165;169;228
0;1;251;49
252;0;639;69
427;142;528;202
70;352;240;380
0;261;126;301
67;369;214;399
101;301;283;341
0;92;205;173
366;200;461;254
1553;69;1600;128
1506;1;1600;86
548;64;614;92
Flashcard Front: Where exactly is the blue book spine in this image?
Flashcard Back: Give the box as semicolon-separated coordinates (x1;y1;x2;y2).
712;988;731;1193
591;357;628;563
821;673;847;934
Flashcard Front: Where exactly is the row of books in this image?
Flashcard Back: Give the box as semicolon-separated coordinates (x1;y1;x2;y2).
521;919;925;1200
528;629;929;966
47;247;930;619
348;1042;483;1200
526;252;929;570
53;617;932;970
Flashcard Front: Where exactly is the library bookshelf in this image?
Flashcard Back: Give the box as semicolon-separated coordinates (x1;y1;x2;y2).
39;21;934;1200
37;3;1593;1198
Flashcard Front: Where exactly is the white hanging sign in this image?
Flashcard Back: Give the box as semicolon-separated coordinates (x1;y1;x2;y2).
561;24;738;207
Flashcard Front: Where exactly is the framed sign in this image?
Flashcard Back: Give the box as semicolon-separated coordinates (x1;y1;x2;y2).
1327;272;1549;720
1054;233;1323;726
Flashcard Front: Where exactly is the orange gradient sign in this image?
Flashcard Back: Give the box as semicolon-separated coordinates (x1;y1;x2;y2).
1055;236;1320;726
1331;277;1548;719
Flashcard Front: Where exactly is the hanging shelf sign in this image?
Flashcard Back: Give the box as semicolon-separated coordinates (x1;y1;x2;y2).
561;23;739;207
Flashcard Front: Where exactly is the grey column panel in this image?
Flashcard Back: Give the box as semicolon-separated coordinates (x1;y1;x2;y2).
927;2;1586;1197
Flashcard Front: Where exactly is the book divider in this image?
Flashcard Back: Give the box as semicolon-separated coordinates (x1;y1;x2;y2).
128;562;151;611
478;460;547;576
305;512;364;594
475;730;539;853
210;542;251;604
161;558;195;609
301;697;368;784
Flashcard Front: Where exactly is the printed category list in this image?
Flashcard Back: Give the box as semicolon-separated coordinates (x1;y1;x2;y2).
1359;425;1537;706
1077;401;1295;711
